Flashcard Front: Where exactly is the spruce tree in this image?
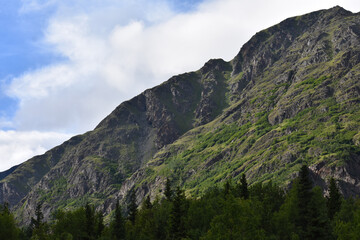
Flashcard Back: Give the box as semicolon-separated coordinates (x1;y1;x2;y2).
0;203;19;240
164;178;173;201
143;195;152;209
31;203;44;230
297;165;313;239
223;178;232;197
85;203;95;240
128;190;138;224
307;187;331;240
112;201;125;240
239;173;249;199
170;187;187;240
327;177;342;220
30;203;48;240
95;211;104;238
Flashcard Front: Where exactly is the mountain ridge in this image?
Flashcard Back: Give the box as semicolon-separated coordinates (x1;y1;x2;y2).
1;5;360;223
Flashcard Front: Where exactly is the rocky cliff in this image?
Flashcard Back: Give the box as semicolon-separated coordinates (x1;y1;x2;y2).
1;6;360;223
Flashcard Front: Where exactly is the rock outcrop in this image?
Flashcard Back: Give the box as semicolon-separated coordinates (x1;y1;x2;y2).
1;6;360;224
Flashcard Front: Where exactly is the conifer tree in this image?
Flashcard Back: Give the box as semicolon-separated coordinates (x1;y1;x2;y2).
85;203;95;240
297;165;313;239
30;203;48;240
307;187;331;240
223;178;232;197
112;201;125;240
143;195;152;209
95;211;104;238
31;203;44;230
327;177;342;220
239;173;249;199
170;186;187;240
0;203;19;240
164;178;173;201
128;190;138;224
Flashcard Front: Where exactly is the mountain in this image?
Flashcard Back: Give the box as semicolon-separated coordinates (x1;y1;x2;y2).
1;6;360;223
0;165;19;181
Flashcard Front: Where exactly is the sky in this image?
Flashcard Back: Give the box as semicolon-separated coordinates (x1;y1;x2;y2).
0;0;359;171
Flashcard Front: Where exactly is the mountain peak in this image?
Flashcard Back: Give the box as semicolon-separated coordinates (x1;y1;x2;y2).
2;6;360;224
321;5;353;20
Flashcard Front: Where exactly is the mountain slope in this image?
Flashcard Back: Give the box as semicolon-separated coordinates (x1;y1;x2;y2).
124;6;360;198
2;6;360;223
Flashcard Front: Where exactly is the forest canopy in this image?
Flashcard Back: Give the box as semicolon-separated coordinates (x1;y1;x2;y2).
1;167;359;240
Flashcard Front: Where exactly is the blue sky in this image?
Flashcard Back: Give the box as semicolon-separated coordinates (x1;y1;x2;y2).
0;0;201;121
0;0;57;122
0;0;359;171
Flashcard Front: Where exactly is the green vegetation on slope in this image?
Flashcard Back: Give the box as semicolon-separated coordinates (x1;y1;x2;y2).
2;168;359;240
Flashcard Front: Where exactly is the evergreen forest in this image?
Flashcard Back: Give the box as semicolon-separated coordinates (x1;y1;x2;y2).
1;166;359;240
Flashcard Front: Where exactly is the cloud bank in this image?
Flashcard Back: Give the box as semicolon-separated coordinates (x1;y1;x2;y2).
1;0;360;171
0;130;71;171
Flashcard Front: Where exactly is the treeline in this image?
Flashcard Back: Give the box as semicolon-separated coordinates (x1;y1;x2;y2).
1;166;360;239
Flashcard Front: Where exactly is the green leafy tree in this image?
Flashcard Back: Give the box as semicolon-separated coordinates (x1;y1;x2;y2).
186;189;223;240
273;182;300;239
203;197;266;240
51;207;87;239
334;198;360;240
250;181;285;236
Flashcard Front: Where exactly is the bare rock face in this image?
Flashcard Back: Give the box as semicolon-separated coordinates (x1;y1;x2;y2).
2;6;360;224
310;156;360;197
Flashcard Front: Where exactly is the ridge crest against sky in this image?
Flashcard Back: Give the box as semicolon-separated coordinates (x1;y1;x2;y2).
0;0;359;171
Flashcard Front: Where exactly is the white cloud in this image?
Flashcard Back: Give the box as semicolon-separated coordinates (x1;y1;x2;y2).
2;0;360;170
0;130;72;171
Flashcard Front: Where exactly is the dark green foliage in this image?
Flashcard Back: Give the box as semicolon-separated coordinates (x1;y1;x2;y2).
127;190;137;224
0;203;19;240
112;201;125;240
170;187;187;240
95;211;104;238
223;178;232;197
307;187;331;240
203;197;266;240
85;203;95;240
327;177;342;220
2;166;359;240
249;182;285;235
164;178;173;201
52;207;87;239
30;203;49;240
239;173;249;199
31;203;44;230
297;165;314;238
143;195;152;210
273;166;332;240
51;204;108;240
333;198;360;239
